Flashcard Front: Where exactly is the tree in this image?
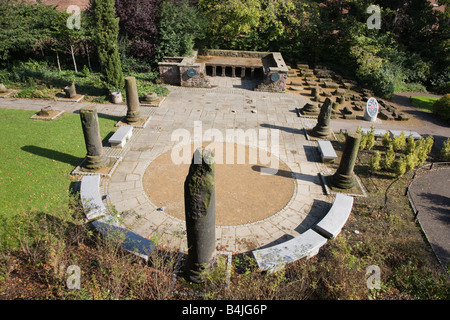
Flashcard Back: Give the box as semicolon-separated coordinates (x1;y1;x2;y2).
157;0;205;58
90;0;124;89
115;0;162;59
0;1;60;66
198;0;263;48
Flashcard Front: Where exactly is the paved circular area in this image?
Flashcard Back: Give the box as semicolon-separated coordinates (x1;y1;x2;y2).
409;167;450;269
142;143;295;226
104;86;331;253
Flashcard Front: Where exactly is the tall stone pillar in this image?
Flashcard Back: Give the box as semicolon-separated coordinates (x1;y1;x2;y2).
331;133;361;189
124;76;142;124
184;147;216;283
80;106;107;170
310;98;332;138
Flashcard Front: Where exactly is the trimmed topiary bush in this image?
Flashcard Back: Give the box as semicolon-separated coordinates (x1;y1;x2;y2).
432;94;450;123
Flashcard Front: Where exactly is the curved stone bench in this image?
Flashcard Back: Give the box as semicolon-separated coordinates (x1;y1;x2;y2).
252;229;328;272
314;193;354;239
252;193;354;272
80;175;107;222
80;175;156;261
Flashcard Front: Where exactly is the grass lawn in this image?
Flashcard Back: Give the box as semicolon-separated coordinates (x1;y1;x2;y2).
0;108;120;248
410;96;439;113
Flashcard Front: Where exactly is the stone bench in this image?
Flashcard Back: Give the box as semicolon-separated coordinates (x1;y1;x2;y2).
360;128;387;139
91;217;157;262
80;175;107;222
109;126;133;148
314;194;354;239
317;140;338;162
389;130;422;140
252;229;328;272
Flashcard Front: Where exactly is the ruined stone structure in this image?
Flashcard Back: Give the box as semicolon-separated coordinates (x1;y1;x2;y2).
159;49;289;93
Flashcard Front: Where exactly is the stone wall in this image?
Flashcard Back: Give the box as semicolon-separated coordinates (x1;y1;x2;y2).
179;64;210;88
197;49;270;59
159;63;181;86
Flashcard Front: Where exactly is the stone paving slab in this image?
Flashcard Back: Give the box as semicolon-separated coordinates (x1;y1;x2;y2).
97;86;340;253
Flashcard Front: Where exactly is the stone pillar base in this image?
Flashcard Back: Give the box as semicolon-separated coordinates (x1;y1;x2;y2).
331;172;356;189
125;111;142;124
84;155;108;171
310;126;331;139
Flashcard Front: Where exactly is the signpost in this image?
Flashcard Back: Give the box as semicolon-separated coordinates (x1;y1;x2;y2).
364;97;379;122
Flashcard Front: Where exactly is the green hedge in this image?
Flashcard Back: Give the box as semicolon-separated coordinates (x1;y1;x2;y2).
433;94;450;123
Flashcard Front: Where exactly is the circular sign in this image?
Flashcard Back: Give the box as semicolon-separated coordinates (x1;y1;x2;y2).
270;73;280;82
186;68;197;78
366;97;379;118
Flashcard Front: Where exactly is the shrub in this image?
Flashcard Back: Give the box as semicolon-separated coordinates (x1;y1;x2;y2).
369;151;381;172
394;157;407;177
366;129;376;151
440;138;450;161
405;153;417;173
382;132;392;148
393;131;406;152
383;144;395;170
432;94;450;123
405;135;415;155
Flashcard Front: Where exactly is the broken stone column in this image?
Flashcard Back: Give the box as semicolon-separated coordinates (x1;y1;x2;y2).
310;98;333;138
80;106;108;170
331;133;361;189
64;82;76;98
0;83;7;93
184;147;216;283
124;76;142;124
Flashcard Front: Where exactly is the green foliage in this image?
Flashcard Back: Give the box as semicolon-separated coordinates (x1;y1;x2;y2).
198;0;263;47
0;0;60;65
394;157;407;177
382;132;392;148
441;138;450;161
432;94;450;123
368;151;381;172
366;129;375;151
91;0;124;89
157;0;205;58
405;135;416;155
383;144;395;170
393;132;406;152
405;153;417;173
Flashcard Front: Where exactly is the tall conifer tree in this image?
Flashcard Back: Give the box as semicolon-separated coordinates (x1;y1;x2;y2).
90;0;124;89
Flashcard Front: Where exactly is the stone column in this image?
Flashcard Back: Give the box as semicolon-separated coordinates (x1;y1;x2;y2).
80;106;107;170
212;66;217;77
331;133;361;189
232;67;236;78
184;147;216;283
124;76;142;124
221;66;226;77
311;86;320;102
310;98;332;138
64;82;76;98
241;67;246;78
